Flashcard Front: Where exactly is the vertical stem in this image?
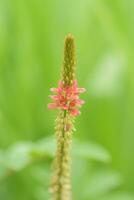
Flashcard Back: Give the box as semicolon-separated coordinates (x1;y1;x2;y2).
50;110;73;200
50;34;76;200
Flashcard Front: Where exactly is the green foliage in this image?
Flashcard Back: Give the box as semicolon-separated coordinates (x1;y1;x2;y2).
0;137;110;179
0;137;133;199
0;0;134;199
73;140;111;163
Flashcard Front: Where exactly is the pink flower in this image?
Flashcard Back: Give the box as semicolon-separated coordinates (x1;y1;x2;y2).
48;80;86;116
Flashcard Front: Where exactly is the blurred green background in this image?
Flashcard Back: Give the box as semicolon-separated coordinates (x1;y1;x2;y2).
0;0;134;199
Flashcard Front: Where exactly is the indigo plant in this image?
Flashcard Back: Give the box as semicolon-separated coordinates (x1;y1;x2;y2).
48;34;86;200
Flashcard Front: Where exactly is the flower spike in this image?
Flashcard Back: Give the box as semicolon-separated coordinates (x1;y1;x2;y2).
48;34;86;200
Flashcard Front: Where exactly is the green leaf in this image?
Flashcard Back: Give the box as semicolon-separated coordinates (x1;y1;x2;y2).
5;142;33;171
30;137;55;159
0;136;111;175
73;140;111;163
83;170;122;199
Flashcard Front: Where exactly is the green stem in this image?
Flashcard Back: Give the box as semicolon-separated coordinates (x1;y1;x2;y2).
57;110;67;200
50;110;72;200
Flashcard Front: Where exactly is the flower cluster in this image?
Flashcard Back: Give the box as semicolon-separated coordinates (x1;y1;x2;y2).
48;34;86;200
48;80;85;116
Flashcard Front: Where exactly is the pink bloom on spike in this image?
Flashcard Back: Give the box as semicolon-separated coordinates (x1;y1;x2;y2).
48;80;86;116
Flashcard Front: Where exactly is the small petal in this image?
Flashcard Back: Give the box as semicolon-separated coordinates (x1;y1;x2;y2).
76;99;85;105
50;95;59;100
48;103;58;109
60;105;68;110
70;109;80;116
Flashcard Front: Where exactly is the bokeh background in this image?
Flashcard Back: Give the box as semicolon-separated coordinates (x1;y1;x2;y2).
0;0;134;199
